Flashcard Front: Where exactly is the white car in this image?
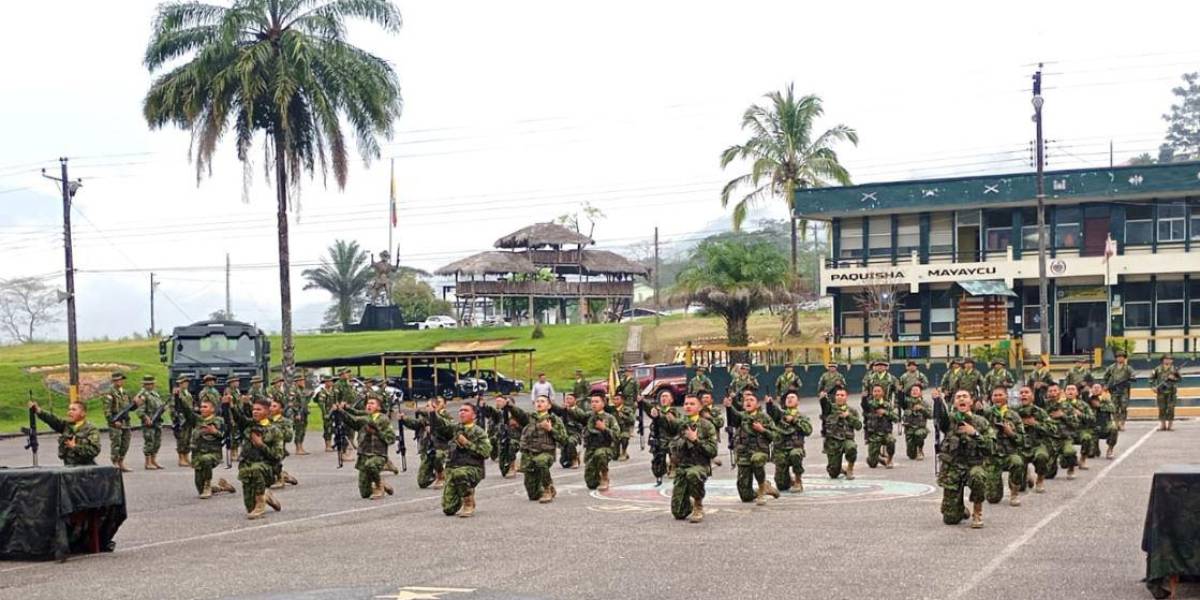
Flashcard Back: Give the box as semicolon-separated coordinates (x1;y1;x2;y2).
416;315;458;329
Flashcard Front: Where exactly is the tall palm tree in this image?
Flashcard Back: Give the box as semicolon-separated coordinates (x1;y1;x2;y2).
143;0;403;382
301;240;372;331
720;84;858;281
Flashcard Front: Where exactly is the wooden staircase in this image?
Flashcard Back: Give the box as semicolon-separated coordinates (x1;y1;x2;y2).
957;296;1008;340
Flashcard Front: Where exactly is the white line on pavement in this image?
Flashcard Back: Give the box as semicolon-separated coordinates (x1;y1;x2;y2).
946;424;1159;600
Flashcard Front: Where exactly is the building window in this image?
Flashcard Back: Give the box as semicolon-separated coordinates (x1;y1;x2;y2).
1191;300;1200;327
1158;202;1187;243
1156;280;1185;327
1125;204;1153;245
896;215;919;258
898;308;921;335
1055;207;1081;248
1124;281;1151;329
1191;205;1200;241
930;289;954;334
1020;207;1041;249
868;216;891;257
840;218;863;259
842;312;864;337
929;213;953;255
984;210;1012;252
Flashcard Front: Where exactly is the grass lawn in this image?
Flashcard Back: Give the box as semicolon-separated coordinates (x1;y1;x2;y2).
0;323;628;434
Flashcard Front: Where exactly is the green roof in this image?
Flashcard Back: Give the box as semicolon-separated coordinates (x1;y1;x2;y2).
793;161;1200;218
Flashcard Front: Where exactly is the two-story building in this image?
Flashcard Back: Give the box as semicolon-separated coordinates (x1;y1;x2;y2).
797;161;1200;357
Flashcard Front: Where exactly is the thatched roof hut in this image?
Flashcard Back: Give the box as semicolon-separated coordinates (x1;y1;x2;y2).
494;222;594;249
434;251;536;276
579;250;649;277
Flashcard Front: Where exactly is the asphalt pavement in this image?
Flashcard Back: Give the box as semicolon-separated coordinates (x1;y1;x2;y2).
0;404;1195;600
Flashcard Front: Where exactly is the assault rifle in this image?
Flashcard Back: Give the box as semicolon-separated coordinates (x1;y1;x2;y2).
636;402;646;451
22;392;38;466
476;396;487;430
396;415;407;472
648;412;667;486
149;402;168;429
724;403;737;469
221;403;233;468
331;407;349;469
932;392;947;476
170;391;184;438
108;402;137;426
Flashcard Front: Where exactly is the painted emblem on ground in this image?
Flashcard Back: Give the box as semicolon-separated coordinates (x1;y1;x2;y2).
589;477;934;512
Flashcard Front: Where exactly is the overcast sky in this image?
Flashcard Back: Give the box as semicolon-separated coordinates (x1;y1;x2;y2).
1;0;1197;341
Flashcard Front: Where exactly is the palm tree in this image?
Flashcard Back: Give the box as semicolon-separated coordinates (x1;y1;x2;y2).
301;240;372;331
672;236;791;350
142;0;403;382
719;84;858;284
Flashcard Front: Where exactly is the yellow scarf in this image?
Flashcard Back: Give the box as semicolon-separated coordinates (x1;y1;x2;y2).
258;418;271;426
688;415;700;424
999;405;1008;418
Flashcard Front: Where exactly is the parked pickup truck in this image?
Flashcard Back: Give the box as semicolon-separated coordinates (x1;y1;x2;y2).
589;363;687;403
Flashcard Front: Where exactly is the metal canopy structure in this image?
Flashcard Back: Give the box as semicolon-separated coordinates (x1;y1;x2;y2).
295;348;537;393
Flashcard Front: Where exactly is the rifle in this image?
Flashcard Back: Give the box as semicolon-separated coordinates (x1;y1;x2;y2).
150;402;168;429
648;412;667;486
170;391;184;438
932;393;947;477
108;402;137;426
724;404;736;469
221;403;233;469
499;404;512;455
396;415;407;472
331;407;349;468
22;392;38;467
636;402;646;451
476;396;487;430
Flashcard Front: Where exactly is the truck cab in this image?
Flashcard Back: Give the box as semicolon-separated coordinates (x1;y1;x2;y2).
159;320;270;394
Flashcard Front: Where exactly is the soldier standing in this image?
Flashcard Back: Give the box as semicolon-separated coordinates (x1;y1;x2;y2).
334;367;357;411
956;358;984;404
724;392;779;505
816;362;846;425
104;372;134;472
729;364;760;398
1064;357;1095;395
1028;356;1055;408
983;359;1016;395
766;392;812;492
29;399;101;466
1149;354;1181;432
438;403;491;518
1102;351;1134;431
571;369;590;400
775;364;802;398
224;375;245;462
698;390;724;466
861;360;898;413
939;358;963;398
172;375;195;467
984;386;1025;507
688;366;714;396
228;397;284;519
936;390;995;528
902;384;931;460
609;393;637;461
1087;383;1119;459
511;395;569;503
617;366;640;405
135;375;165;471
897;361;929;411
863;383;897;469
267;397;298;487
668;395;718;523
582;393;619;491
339;396;395;500
315;376;336;451
288;373;311;455
822;388;861;480
1016;385;1054;493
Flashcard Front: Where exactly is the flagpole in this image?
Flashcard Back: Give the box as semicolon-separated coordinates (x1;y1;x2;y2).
388;158;394;258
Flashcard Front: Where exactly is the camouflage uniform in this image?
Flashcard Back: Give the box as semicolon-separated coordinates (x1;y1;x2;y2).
816;369;847;425
231;410;285;513
36;410;101;466
768;404;812;491
727;405;777;502
287;381;310;449
1072;398;1096;460
1064;365;1095;393
436;417;491;516
617;375;640;404
1046;399;1080;475
314;384;335;445
822;404;862;479
955;366;984;403
902;398;931;459
572;376;590;400
512;406;569;501
610;401;637;460
1016;403;1055;488
983;367;1016;396
103;380;133;463
688;373;714;396
775;370;802;398
414;410;452;489
185;406;227;495
860;369;899;411
640;399;682;482
1149;363;1181;422
345;411;396;498
863;397;897;468
582;410;619;490
1028;366;1055;408
135;386;164;458
729;372;760;398
983;404;1025;504
172;385;195;457
1091;392;1119;451
480;403;521;476
936;410;995;525
1102;361;1134;423
939;366;962;397
897;369;929;410
269;414;293;485
667;415;718;520
553;401;586;469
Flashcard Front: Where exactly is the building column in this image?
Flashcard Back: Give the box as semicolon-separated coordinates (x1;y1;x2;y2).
1012;209;1023;260
890;214;899;266
919;213;930;263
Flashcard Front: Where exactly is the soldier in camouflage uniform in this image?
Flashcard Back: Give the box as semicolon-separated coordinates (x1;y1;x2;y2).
668;395;719;523
983;360;1016;397
334;367;359;411
1066;384;1096;471
1087;383;1119;459
1149;354;1181;432
863;383;897;469
609;393;637;461
617;366;640;405
897;361;929;411
698;390;724;466
688;366;714;396
135;375;165;470
224;375;245;462
314;376;336;451
767;392;812;493
1028;356;1055;409
552;393;585;469
641;390;683;481
228;397;285;519
1064;357;1094;398
172;374;195;467
822;387;862;480
1046;384;1081;480
339;395;396;500
939;358;963;398
30;399;101;466
729;364;759;398
402;397;451;489
860;360;898;413
1103;351;1134;431
936;390;995;528
288;373;311;455
103;372;134;472
1016;385;1054;493
724;392;779;505
775;364;802;398
983;386;1025;507
902;384;931;460
268;396;298;488
178;395;236;498
956;358;984;405
512;395;570;503
438;403;491;517
483;396;522;477
582;393;619;491
816;363;846;427
572;369;590;400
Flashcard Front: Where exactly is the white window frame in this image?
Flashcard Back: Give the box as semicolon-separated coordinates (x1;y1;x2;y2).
867;216;891;257
841;311;864;337
930;307;955;334
896;215;920;257
1157;203;1187;243
1124;302;1152;329
1055;207;1081;249
840;218;863;259
929;213;954;255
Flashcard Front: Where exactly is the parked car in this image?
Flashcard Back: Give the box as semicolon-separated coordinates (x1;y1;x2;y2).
388;366;483;399
462;368;524;395
412;315;457;329
590;363;687;402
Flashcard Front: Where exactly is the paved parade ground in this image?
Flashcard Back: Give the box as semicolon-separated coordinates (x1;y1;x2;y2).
0;404;1193;600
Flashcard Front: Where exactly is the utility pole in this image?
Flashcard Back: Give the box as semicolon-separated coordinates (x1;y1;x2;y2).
42;158;81;402
653;226;661;327
149;272;158;336
225;253;231;318
1032;65;1049;361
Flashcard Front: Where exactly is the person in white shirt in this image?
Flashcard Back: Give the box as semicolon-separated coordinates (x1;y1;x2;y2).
531;373;555;403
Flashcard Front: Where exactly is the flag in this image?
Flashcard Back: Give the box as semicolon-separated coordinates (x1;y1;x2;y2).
1103;234;1117;262
607;357;618;401
389;158;397;228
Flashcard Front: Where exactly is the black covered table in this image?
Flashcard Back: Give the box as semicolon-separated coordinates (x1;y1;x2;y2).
0;465;126;560
1143;464;1200;598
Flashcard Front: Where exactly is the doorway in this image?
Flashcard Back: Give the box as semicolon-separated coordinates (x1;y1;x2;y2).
956;210;981;262
1058;301;1106;355
1082;207;1110;257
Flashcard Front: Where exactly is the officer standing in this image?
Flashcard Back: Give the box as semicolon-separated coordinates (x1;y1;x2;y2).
1149;354;1181;432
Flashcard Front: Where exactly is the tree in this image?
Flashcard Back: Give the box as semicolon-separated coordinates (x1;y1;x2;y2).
143;0;403;383
671;237;791;349
1128;153;1156;166
0;277;62;343
555;201;606;238
854;279;907;355
390;274;451;323
208;309;236;321
302;240;372;331
1160;72;1200;162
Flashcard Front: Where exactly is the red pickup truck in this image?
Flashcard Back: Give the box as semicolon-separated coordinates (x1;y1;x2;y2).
590;363;688;403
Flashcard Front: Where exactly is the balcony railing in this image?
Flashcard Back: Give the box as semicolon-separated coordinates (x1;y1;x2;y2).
455;280;634;297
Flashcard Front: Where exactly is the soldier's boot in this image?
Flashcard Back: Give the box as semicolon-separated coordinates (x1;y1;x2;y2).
385;460;400;475
763;481;781;499
917;448;925;461
178;452;190;467
712;457;723;467
247;495;267;520
885;454;895;469
324;440;333;452
599;469;610;492
687;498;704;523
845;463;856;481
754;484;766;506
793;476;804;493
382;482;395;496
538;486;554;504
1067;466;1076;480
283;471;298;485
432;471;445;489
295;443;309;456
667;462;676;478
618;452;630;462
217;478;237;494
970;502;984;529
1035;475;1046;493
265;491;281;512
369;482;384;500
199;481;212;499
459;492;476;518
1009;483;1021;507
270;476;285;490
144;456;154;470
571;455;581;469
1079;455;1089;470
114;459;131;473
1105;446;1115;460
550;484;557;499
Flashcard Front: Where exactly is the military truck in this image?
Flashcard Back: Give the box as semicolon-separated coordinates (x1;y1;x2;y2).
159;320;270;394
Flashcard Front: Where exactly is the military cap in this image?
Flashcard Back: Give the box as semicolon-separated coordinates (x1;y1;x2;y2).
227;374;242;381
696;365;707;371
1160;354;1173;361
1114;350;1127;358
249;375;263;384
141;375;156;384
906;360;918;366
337;367;352;375
991;359;1006;367
963;357;976;363
575;368;583;373
293;373;305;381
872;360;888;367
320;375;333;383
783;363;794;368
202;374;216;382
175;374;190;383
111;372;126;382
826;362;838;368
949;358;963;365
271;376;284;385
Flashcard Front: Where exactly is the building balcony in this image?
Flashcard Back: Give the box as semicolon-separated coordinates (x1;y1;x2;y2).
455;280;635;298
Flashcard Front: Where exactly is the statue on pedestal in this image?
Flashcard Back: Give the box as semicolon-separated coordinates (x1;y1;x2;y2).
367;250;397;306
